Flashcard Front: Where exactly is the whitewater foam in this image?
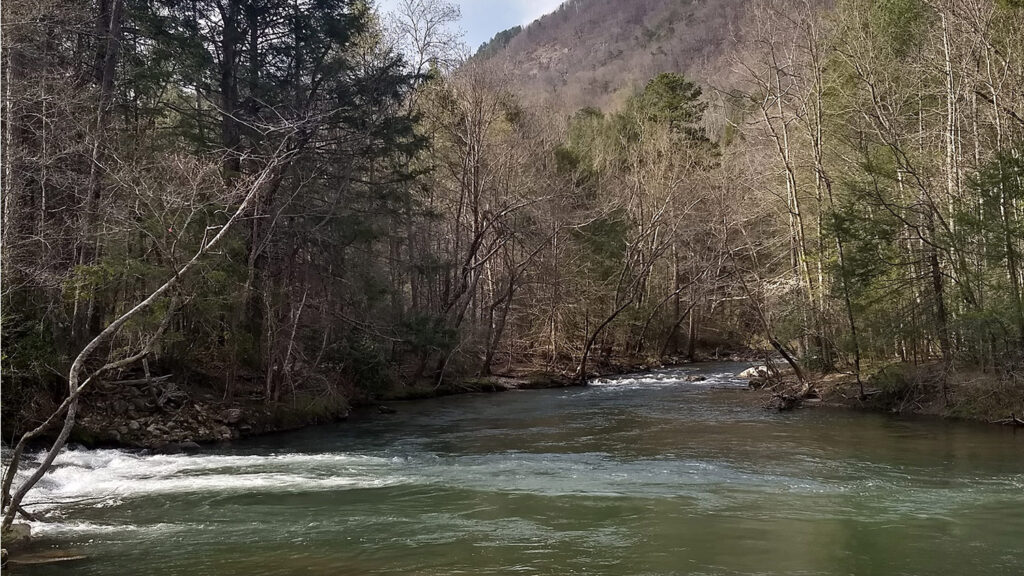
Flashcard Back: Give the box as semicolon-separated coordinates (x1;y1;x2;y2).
589;370;746;390
31;521;192;537
12;449;405;515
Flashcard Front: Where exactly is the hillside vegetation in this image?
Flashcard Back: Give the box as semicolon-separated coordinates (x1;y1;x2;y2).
477;0;750;111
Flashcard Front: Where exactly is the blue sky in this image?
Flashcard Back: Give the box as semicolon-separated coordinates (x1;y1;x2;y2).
380;0;565;50
457;0;564;48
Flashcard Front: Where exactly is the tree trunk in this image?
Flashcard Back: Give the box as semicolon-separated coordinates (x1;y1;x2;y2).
1;158;282;531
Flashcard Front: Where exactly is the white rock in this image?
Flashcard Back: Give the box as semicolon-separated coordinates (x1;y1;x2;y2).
738;366;769;379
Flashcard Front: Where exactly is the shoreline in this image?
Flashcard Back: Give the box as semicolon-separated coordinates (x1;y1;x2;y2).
14;356;1022;457
750;363;1024;427
49;357;724;453
10;356;1021;459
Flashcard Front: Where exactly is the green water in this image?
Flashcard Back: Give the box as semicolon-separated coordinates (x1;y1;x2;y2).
13;363;1024;575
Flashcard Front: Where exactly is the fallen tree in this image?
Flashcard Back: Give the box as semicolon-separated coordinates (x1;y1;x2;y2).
1;150;289;532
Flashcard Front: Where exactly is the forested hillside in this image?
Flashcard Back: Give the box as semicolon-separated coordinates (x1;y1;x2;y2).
476;0;750;111
2;0;1024;525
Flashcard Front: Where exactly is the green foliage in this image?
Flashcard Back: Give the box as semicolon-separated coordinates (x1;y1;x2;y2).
1;309;59;384
475;26;523;58
330;336;395;396
565;107;609;154
963;150;1024;263
637;73;708;140
571;212;630;279
868;364;919;397
869;0;931;57
0;298;63;438
400;314;458;355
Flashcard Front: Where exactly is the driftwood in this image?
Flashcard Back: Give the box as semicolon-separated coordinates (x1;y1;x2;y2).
155;382;189;409
992;414;1024;427
103;374;173;387
764;382;819;412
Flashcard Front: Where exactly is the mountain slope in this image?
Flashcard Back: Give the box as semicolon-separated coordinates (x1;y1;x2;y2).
478;0;749;112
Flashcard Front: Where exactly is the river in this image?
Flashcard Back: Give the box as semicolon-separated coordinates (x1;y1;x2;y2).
10;363;1024;575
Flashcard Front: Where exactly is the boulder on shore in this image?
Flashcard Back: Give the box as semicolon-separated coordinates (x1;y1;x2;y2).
739;366;770;379
738;365;796;379
1;523;31;551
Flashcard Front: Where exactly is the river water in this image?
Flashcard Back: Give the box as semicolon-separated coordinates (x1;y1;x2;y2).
11;363;1024;575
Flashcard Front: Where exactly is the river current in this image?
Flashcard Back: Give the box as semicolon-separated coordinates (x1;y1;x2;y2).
10;363;1024;575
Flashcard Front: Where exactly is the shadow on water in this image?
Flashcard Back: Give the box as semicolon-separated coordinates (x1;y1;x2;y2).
11;362;1024;575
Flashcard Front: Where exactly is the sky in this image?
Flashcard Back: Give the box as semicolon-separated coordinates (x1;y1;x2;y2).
456;0;564;48
380;0;565;51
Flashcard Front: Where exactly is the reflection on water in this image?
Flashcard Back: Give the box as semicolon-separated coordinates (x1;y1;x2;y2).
12;363;1024;575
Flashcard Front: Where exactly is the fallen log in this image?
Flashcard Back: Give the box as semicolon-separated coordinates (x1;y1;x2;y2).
763;382;818;412
103;374;173;387
992;413;1024;427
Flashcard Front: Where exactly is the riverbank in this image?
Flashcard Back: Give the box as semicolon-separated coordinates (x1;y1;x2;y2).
15;353;1021;455
751;362;1024;426
58;356;711;451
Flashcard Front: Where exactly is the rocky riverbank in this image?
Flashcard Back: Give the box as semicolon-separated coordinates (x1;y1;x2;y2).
61;352;750;450
62;353;750;450
65;369;581;450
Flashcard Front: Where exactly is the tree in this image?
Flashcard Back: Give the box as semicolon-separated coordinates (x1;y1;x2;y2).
3;150;290;531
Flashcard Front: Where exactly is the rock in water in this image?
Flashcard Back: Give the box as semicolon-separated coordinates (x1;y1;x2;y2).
377;405;398;415
156;441;202;454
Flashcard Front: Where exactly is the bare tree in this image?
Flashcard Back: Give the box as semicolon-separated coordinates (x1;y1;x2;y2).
386;0;466;82
1;148;291;531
